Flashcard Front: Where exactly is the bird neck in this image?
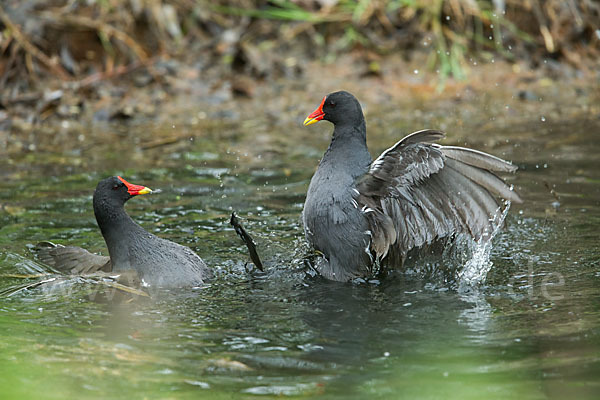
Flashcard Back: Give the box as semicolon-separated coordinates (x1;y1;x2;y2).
321;120;369;169
331;118;366;142
93;199;141;268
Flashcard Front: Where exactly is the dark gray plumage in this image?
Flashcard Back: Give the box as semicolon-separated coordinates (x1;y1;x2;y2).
302;91;521;282
36;176;211;288
35;241;111;274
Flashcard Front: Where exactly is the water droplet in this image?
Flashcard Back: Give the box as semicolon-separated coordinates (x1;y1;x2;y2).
490;24;494;28
413;69;419;74
445;15;450;21
541;116;546;122
384;351;391;357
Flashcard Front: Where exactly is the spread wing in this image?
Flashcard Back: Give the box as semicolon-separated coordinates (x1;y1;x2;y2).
353;129;521;260
34;241;112;274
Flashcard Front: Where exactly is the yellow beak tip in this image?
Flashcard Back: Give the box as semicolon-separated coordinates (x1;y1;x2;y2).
303;117;318;126
138;187;152;195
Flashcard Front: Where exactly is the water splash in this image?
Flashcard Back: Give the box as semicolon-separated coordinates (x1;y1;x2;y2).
457;200;512;289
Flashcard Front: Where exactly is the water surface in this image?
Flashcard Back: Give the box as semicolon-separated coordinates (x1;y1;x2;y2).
1;103;599;399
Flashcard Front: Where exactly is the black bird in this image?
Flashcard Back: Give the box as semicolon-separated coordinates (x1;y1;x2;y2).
36;176;211;287
302;91;522;282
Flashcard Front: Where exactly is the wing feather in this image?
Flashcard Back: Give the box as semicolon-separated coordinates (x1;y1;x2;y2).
445;158;522;203
442;146;518;172
34;242;112;274
353;130;520;261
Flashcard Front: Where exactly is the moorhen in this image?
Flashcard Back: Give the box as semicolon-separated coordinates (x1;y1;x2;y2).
36;176;211;287
302;91;522;282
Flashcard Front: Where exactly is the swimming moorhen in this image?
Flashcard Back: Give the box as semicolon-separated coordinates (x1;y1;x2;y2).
302;91;522;282
36;176;211;287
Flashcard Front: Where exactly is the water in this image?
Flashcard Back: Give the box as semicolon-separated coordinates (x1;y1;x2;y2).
1;105;599;399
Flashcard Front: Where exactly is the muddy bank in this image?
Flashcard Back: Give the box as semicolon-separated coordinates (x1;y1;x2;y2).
1;1;599;150
2;53;599;163
1;2;599;182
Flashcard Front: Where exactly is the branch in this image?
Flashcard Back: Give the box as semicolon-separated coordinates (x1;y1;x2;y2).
39;12;149;62
0;5;70;80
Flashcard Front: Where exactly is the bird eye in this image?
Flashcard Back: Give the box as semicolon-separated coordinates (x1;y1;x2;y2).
329;100;336;107
112;185;119;190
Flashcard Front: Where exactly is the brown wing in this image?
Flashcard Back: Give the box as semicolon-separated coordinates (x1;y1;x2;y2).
353;129;521;260
34;241;112;274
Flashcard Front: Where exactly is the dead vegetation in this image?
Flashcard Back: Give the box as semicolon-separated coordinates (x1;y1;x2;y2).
0;0;598;124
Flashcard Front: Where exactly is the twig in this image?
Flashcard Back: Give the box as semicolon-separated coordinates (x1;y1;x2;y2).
77;58;150;87
0;92;40;106
39;12;149;62
0;5;70;80
0;277;57;297
530;0;555;53
0;273;49;278
96;280;150;297
140;136;185;150
0;40;19;91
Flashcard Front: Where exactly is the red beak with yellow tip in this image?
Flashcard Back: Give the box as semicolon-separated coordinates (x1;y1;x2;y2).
117;176;152;196
303;96;326;126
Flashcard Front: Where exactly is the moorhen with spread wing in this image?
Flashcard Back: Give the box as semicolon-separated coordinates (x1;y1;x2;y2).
36;176;211;287
302;91;522;282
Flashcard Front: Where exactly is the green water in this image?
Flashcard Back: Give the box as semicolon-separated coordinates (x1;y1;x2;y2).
1;107;599;399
